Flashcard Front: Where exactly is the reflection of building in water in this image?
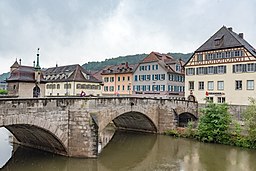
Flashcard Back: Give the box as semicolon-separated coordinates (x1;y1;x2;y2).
98;123;116;153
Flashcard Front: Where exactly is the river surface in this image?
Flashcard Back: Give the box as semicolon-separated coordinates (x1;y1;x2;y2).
1;127;256;171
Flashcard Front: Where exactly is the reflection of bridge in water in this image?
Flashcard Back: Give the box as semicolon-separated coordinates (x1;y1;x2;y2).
0;97;198;157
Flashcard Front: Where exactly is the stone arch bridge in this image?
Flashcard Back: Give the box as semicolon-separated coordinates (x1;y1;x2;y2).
0;97;198;158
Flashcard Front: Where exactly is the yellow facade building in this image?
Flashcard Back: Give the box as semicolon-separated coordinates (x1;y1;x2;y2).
185;26;256;105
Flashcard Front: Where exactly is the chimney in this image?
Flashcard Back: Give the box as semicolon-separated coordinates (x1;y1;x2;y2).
228;27;233;31
33;61;35;67
19;59;21;65
125;62;128;68
238;33;244;39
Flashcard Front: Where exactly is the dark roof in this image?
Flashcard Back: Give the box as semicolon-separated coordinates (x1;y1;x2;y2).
7;65;45;83
101;62;137;75
44;64;101;83
196;26;256;56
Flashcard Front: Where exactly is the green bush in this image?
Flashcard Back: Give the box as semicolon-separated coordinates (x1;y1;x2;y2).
0;89;7;95
164;129;179;137
242;98;256;142
197;101;231;143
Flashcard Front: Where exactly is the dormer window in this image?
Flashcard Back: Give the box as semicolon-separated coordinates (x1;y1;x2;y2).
176;64;181;72
214;35;224;46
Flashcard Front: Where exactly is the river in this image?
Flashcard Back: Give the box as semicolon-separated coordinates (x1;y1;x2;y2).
1;127;256;171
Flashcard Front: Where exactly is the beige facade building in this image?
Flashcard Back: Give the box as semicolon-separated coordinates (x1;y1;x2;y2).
185;26;256;105
44;64;102;96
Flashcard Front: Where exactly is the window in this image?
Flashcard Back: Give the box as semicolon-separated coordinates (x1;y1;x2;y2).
217;66;226;74
104;77;109;82
110;86;114;92
127;76;130;81
123;77;125;81
118;77;120;81
64;83;71;89
217;81;224;90
160;74;165;80
235;80;242;90
156;64;158;70
206;97;213;102
122;85;125;91
110;77;114;82
127;85;131;91
118;85;120;91
225;51;232;58
198;81;204;90
189;81;194;90
142;85;146;91
57;84;60;89
197;54;203;61
217;97;226;103
247;80;254;90
176;64;181;72
146;75;150;81
208;66;214;74
146;85;150;91
186;68;195;75
104;86;108;91
134;75;138;81
76;84;81;89
160;85;165;91
208;81;214;90
247;63;255;72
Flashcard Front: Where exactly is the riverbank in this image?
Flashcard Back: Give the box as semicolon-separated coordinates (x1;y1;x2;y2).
165;99;256;150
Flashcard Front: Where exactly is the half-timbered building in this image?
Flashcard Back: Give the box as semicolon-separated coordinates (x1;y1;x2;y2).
185;26;256;105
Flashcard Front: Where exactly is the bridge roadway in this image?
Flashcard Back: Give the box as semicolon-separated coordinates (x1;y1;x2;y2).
0;97;198;158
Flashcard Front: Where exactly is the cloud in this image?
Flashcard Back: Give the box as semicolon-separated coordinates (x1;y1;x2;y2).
0;0;255;74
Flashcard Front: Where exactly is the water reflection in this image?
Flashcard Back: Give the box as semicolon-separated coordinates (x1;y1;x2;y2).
1;129;256;171
0;128;12;168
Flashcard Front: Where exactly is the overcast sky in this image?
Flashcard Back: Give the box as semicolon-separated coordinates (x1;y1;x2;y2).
0;0;255;74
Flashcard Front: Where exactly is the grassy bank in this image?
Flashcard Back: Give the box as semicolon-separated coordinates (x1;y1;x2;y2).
165;98;256;149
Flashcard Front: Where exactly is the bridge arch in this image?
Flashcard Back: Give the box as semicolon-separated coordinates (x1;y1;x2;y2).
95;106;159;133
1;115;68;155
178;112;198;127
112;111;157;133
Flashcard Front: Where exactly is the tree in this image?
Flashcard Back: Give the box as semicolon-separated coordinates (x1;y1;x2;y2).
197;101;231;143
242;98;256;141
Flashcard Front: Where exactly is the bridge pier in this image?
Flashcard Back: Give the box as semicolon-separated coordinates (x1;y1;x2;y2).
67;110;98;158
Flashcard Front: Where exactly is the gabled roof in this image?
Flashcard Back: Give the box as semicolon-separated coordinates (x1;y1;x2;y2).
196;26;256;56
10;61;20;68
7;65;45;83
137;52;184;74
44;64;101;83
141;52;176;63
